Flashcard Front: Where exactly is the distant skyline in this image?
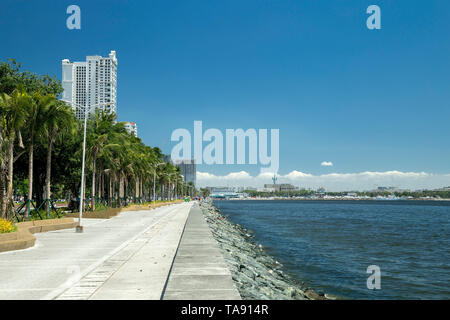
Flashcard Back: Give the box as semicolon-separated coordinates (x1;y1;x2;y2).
0;0;449;190
197;170;450;192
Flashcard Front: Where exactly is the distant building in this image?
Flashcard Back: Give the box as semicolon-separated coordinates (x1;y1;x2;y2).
124;122;137;137
376;186;403;192
160;155;198;189
175;159;196;187
164;156;197;187
264;183;296;192
62;50;118;120
258;187;275;192
206;187;234;193
163;154;172;163
205;187;241;199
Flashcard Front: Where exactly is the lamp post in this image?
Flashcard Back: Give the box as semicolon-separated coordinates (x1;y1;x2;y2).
153;162;165;209
61;99;112;233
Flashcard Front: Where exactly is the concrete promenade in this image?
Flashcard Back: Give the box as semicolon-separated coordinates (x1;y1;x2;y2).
0;202;240;300
162;204;241;300
0;202;192;300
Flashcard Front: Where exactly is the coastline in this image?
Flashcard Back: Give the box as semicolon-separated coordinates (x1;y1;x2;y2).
199;201;328;300
217;198;450;201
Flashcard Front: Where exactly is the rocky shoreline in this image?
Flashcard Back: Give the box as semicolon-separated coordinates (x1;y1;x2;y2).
199;201;327;300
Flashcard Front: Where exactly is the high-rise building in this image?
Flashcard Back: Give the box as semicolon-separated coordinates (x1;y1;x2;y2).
124;122;138;137
164;155;197;187
174;159;197;187
62;50;118;120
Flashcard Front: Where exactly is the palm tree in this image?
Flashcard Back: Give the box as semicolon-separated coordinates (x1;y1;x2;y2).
0;88;29;219
86;111;122;210
24;92;56;218
187;181;195;198
42;100;76;214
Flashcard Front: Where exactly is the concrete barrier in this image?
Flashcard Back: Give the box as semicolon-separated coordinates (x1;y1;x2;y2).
0;218;77;253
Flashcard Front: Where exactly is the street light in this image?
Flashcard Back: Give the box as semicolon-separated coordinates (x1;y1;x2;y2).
152;162;165;209
61;99;112;233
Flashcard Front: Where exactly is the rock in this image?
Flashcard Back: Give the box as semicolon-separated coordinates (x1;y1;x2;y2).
199;202;322;300
325;293;338;300
284;287;296;298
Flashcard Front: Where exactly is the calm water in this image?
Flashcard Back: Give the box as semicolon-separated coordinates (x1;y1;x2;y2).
213;200;450;299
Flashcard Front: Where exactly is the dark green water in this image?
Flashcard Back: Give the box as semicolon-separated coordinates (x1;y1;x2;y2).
213;200;450;299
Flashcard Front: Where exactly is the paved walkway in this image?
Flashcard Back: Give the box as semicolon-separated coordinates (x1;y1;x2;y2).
0;202;192;300
162;204;241;300
85;203;190;300
0;202;240;300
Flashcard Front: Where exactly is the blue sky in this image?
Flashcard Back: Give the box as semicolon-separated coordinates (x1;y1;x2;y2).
1;0;449;189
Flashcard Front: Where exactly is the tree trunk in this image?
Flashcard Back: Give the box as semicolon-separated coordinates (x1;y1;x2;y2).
109;173;113;205
26;141;34;219
0;171;6;219
45;134;55;211
91;157;96;211
119;172;124;206
98;169;103;200
112;173;116;206
124;177;128;202
6;135;15;219
135;176;139;200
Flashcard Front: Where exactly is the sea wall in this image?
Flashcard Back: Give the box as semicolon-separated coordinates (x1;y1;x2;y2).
199;201;325;300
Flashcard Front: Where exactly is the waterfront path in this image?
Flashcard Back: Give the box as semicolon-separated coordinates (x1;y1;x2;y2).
0;202;192;300
162;204;241;300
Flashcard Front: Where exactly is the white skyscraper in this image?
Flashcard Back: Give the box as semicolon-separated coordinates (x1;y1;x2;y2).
62;50;118;120
124;122;138;137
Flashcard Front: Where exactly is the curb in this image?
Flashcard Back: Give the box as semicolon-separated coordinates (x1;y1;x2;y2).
0;218;77;253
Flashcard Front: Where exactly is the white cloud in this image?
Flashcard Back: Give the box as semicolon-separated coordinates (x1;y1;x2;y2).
321;161;333;167
196;170;450;191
